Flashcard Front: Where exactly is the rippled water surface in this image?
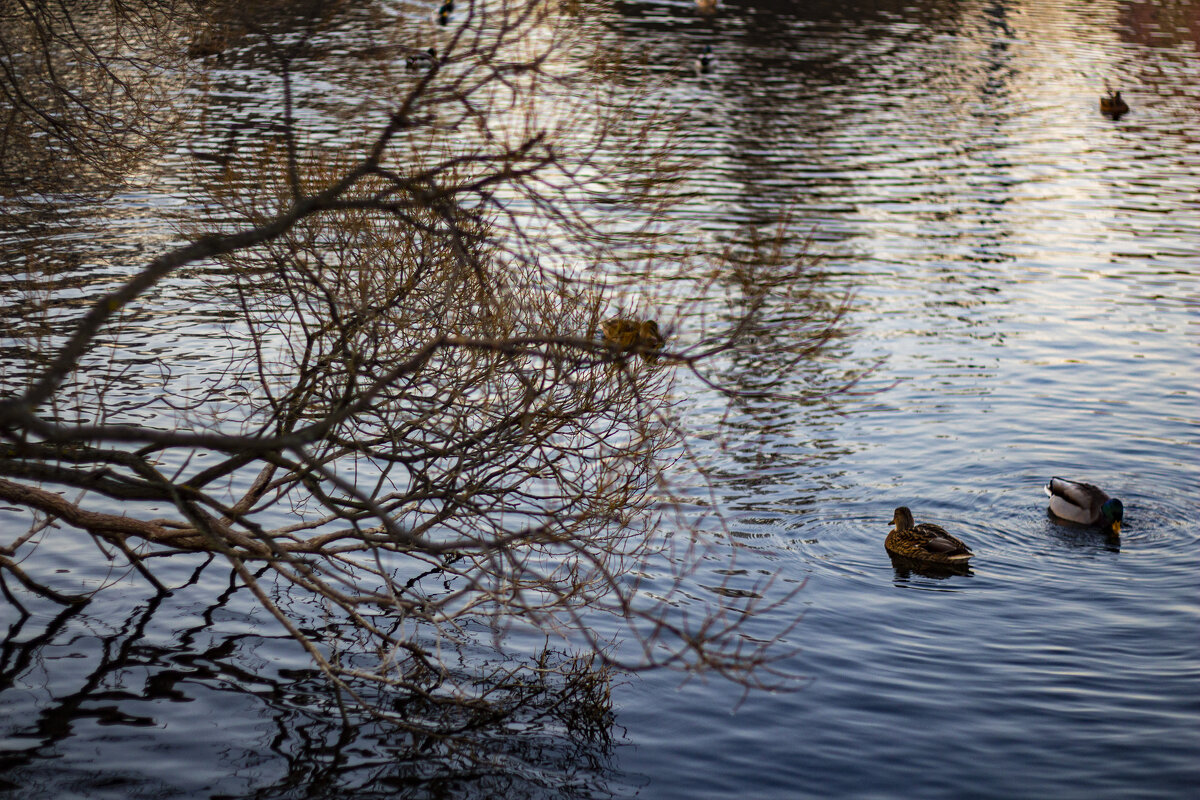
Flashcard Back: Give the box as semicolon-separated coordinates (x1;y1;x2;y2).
608;1;1199;798
2;1;1198;798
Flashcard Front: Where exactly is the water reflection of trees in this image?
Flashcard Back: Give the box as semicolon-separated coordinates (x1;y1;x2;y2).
0;560;628;798
0;1;185;197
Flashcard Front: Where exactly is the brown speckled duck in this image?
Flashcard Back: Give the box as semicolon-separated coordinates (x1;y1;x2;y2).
885;507;974;564
601;318;666;353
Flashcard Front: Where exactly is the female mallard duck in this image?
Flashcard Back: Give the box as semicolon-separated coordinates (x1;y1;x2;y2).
694;44;716;76
1045;477;1123;536
406;48;437;70
886;507;974;564
601;318;666;353
1100;89;1129;117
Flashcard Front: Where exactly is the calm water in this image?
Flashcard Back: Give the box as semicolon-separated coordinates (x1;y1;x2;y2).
2;1;1198;798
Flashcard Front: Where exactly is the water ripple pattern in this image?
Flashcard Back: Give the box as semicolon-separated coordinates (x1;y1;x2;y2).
1;1;1197;799
608;1;1200;798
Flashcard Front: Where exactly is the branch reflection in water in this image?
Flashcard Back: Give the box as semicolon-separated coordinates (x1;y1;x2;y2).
0;558;634;799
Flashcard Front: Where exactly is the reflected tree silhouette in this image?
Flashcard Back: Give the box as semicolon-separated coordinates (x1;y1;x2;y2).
0;559;628;798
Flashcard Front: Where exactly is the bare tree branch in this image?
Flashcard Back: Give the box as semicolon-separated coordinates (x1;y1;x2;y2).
0;0;856;735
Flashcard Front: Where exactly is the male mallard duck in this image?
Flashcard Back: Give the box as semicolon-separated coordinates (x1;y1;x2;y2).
885;507;974;564
1045;477;1123;536
435;1;454;26
601;318;666;353
406;47;437;70
1100;89;1129;118
694;44;716;76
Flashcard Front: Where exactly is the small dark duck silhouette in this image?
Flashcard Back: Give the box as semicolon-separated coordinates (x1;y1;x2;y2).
1100;89;1129;118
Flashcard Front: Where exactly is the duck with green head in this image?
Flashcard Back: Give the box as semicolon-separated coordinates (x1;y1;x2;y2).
885;507;974;564
1045;477;1123;536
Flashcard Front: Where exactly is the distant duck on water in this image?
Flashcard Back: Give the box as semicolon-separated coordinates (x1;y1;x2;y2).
696;0;719;15
695;44;716;75
885;507;974;565
1100;89;1129;118
601;318;666;353
1045;477;1123;537
435;1;454;26
406;47;437;70
187;30;228;60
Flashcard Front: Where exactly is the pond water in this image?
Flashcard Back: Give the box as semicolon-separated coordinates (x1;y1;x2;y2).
1;1;1198;798
608;1;1199;798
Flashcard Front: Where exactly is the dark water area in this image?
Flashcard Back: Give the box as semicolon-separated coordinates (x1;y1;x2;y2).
2;0;1198;798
